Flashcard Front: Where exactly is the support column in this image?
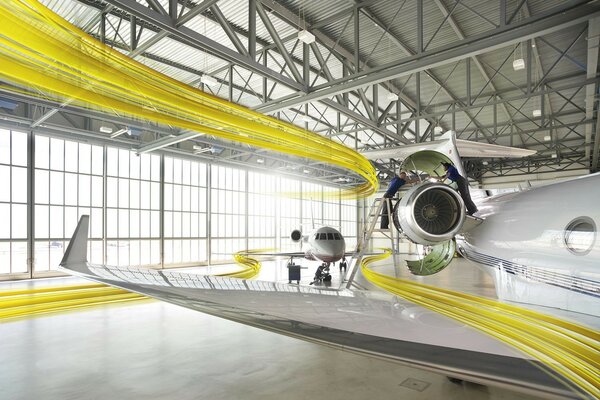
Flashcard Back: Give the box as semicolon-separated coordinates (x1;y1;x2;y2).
354;7;360;72
417;0;423;53
206;164;212;265
249;0;256;60
27;131;35;278
416;71;421;141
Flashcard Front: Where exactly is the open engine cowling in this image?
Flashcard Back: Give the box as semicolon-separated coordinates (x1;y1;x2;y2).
393;183;465;245
290;229;302;242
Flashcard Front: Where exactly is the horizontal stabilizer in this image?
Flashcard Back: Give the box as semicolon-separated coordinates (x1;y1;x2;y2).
361;132;535;161
60;215;89;266
455;139;535;158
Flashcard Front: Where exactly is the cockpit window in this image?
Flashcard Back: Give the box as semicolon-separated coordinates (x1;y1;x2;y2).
327;233;334;240
315;234;319;240
334;233;341;240
319;233;327;240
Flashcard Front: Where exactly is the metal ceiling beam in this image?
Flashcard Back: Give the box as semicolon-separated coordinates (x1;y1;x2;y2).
255;2;600;113
102;0;304;91
255;2;304;84
176;0;221;27
320;99;409;144
0;89;353;179
108;0;396;142
378;77;599;126
585;17;600;165
210;5;249;57
433;0;522;142
146;0;167;16
259;0;416;137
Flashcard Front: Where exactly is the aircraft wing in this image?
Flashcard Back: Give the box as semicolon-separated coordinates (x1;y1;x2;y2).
57;216;576;398
237;251;304;258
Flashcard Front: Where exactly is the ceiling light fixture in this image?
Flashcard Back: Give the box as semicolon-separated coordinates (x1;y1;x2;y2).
513;42;525;71
256;158;264;164
532;109;542;118
544;135;551;141
194;146;213;154
303;168;310;174
513;59;525;71
99;125;113;134
298;30;315;44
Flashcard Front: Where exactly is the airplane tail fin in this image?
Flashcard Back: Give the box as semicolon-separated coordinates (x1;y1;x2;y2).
60;215;89;267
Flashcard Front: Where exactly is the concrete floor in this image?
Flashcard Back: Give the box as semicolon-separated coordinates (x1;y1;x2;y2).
1;291;542;400
0;256;569;400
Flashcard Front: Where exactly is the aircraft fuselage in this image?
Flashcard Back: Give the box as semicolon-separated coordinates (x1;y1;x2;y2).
457;173;600;316
302;226;346;263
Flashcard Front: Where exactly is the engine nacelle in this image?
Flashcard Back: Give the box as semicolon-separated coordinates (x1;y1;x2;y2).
393;183;465;245
290;229;302;242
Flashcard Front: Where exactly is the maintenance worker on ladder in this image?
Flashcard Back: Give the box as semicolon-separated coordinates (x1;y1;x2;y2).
381;171;418;229
437;162;478;216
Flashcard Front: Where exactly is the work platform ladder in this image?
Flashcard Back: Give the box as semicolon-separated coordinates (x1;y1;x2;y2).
345;197;400;289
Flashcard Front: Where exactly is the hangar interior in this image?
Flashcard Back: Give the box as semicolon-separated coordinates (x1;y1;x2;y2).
0;0;599;399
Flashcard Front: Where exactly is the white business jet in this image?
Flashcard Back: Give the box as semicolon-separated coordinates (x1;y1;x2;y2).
252;225;347;265
59;132;598;397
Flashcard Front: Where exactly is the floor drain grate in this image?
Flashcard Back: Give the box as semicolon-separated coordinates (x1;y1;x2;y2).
399;378;431;392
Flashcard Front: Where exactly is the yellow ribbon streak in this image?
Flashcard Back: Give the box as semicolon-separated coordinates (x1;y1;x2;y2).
361;249;600;398
0;0;378;198
226;249;266;279
0;284;147;321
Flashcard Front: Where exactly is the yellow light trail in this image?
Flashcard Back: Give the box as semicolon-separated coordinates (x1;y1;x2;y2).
0;284;147;321
361;250;600;399
0;0;378;198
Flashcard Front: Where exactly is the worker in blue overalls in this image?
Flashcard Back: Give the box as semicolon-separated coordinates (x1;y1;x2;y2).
380;171;418;229
438;162;478;216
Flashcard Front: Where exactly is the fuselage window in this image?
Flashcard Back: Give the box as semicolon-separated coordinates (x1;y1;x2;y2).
334;233;341;240
564;217;596;255
327;233;334;240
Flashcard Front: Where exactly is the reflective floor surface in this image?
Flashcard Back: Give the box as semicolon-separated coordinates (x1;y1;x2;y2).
1;287;540;400
3;255;589;399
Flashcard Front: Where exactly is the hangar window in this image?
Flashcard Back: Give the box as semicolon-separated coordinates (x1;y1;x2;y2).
563;217;596;256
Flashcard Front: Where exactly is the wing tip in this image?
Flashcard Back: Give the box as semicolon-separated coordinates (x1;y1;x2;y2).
59;215;89;268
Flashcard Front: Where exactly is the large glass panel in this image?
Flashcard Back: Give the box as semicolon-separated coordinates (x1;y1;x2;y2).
33;135;104;272
0;129;10;164
35;135;49;169
0;130;30;275
0;165;10;202
11;131;27;167
106;146;160;267
164;156;208;265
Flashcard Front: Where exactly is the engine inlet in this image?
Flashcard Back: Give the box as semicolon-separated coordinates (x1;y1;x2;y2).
394;183;466;245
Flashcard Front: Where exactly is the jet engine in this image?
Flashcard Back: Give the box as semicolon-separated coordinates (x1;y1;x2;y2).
393;183;465;246
290;229;302;242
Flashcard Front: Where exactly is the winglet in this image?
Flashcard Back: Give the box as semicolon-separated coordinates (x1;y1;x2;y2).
60;215;89;267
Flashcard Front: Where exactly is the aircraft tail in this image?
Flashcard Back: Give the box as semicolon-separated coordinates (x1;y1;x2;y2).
60;215;89;267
